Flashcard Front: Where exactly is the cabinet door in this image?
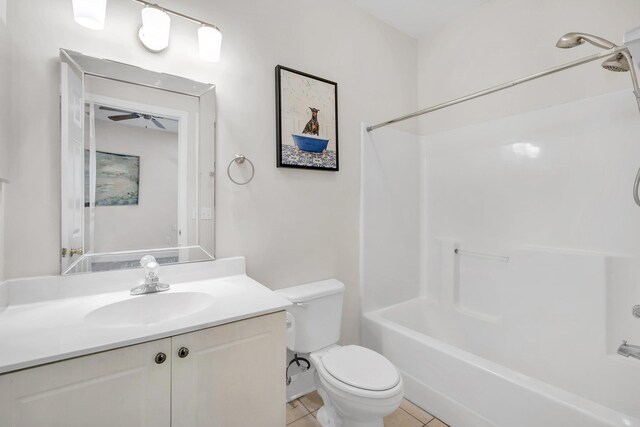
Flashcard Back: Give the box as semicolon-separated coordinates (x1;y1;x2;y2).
172;312;286;427
0;338;171;427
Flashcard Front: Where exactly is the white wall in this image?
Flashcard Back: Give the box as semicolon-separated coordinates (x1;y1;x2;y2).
0;4;9;281
417;0;640;136
0;0;8;181
3;0;417;345
0;186;4;280
93;120;179;253
361;126;420;312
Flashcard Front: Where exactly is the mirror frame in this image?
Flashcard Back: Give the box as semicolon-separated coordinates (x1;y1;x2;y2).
59;49;216;275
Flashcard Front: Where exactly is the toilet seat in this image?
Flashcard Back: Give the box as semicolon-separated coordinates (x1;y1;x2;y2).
322;345;400;391
312;345;402;400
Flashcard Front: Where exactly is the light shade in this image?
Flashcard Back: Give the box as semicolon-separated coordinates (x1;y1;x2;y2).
72;0;107;30
138;6;171;52
198;25;222;62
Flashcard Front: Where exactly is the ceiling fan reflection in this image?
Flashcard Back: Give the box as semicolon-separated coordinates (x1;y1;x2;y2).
99;106;167;130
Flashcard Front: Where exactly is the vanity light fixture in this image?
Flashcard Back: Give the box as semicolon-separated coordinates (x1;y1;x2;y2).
138;5;171;52
132;0;222;61
198;25;223;63
70;0;222;62
72;0;108;30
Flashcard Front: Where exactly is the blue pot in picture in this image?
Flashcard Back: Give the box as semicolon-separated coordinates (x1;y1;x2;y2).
291;133;330;153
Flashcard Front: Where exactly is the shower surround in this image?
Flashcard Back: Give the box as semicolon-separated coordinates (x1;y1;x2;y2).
360;90;640;427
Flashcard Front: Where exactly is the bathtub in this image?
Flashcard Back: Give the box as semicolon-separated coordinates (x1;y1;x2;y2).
291;133;330;153
362;298;640;427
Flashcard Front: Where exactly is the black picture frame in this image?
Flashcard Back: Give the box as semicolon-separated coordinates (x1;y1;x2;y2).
275;65;339;171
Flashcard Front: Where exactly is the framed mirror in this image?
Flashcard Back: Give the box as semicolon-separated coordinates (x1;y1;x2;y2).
59;49;215;275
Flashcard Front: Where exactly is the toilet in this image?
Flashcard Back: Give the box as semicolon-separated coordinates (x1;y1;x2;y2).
276;279;404;427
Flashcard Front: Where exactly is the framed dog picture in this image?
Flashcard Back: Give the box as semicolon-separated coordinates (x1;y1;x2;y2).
275;65;339;171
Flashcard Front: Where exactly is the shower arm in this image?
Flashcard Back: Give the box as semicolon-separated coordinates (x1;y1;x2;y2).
366;45;631;132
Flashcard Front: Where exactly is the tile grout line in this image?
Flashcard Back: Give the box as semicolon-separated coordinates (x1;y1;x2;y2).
398;407;428;426
402;398;445;426
286;399;310;426
299;399;316;414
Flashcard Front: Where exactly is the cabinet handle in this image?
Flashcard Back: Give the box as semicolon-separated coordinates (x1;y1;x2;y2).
155;352;167;364
178;347;190;358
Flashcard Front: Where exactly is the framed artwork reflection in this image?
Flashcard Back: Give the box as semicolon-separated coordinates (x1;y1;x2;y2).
85;150;140;206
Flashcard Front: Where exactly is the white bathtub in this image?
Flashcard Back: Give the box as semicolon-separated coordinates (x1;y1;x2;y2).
362;298;640;427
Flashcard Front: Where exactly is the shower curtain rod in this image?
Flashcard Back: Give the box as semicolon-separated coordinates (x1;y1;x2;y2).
366;45;629;132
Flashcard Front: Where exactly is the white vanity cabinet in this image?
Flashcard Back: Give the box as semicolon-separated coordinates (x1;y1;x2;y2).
0;312;286;427
0;338;172;427
172;310;286;426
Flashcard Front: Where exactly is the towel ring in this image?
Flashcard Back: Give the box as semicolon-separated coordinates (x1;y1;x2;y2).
227;154;255;185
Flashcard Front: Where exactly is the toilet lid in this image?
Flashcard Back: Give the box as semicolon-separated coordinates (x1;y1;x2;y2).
321;345;400;391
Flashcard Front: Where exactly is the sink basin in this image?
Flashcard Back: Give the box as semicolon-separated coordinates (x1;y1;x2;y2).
85;292;215;327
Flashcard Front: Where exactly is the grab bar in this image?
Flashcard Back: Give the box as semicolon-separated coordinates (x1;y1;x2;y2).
454;248;509;263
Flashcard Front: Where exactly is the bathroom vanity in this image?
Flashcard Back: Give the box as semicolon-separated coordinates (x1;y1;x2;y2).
0;258;290;427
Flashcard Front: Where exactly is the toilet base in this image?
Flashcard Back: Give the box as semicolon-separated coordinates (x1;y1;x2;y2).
313;372;396;427
316;405;384;427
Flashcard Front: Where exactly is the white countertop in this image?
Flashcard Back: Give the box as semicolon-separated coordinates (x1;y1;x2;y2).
0;258;291;374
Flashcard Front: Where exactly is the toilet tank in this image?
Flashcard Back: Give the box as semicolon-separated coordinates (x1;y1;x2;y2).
275;279;345;354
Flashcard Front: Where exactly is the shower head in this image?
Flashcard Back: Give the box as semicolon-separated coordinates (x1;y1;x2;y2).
555;31;638;110
601;53;630;72
556;32;617;50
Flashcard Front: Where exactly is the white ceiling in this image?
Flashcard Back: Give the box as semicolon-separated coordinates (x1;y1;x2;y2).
351;0;490;39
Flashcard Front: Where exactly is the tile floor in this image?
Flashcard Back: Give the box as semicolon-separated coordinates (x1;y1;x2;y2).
286;391;450;427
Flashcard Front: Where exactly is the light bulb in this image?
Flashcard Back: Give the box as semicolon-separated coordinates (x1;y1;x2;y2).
138;6;171;52
72;0;107;30
198;25;222;62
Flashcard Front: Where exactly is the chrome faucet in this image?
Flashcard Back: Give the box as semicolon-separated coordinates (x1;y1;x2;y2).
617;340;640;361
130;255;170;295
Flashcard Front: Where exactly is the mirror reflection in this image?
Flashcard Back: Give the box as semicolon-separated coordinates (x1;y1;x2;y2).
88;104;181;253
60;49;215;274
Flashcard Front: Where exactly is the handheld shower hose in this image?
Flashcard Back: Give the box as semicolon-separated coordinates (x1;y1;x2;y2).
622;51;640;207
